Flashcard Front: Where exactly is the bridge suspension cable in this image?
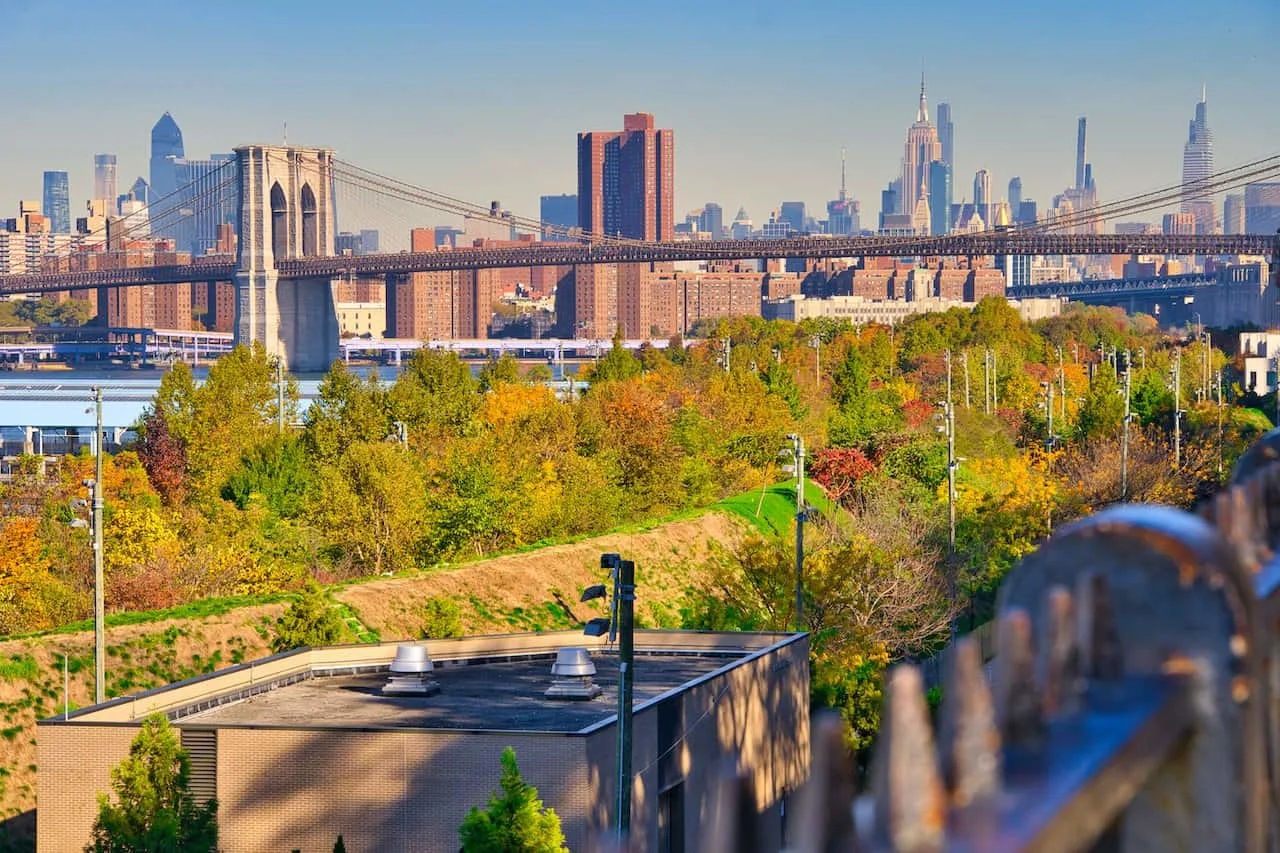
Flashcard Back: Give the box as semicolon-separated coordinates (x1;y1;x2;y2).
331;159;645;246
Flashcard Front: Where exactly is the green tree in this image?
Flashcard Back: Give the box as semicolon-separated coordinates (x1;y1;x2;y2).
271;580;346;652
304;360;391;463
314;440;427;574
587;328;643;384
86;715;218;853
1077;363;1125;441
478;354;523;391
222;435;315;518
333;835;347;853
458;747;568;853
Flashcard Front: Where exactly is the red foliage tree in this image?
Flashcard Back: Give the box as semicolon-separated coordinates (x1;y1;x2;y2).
902;399;933;430
136;411;188;506
808;447;876;505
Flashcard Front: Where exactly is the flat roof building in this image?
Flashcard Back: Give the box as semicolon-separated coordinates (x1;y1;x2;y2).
38;629;809;853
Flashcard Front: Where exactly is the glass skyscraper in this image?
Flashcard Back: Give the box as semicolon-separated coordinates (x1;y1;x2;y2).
928;161;952;236
42;171;71;233
1181;90;1215;234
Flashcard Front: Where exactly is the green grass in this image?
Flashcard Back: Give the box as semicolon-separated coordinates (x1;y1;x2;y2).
715;479;835;536
0;656;39;682
5;592;294;642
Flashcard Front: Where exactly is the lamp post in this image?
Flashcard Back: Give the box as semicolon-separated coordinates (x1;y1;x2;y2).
1121;357;1132;501
809;335;821;385
1172;348;1182;468
91;387;105;704
582;554;635;843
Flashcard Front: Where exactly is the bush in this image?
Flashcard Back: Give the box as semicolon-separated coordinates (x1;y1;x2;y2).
86;715;218;852
459;747;567;853
420;596;464;639
271;580;346;653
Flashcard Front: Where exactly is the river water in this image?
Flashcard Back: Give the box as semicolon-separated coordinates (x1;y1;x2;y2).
0;362;583;455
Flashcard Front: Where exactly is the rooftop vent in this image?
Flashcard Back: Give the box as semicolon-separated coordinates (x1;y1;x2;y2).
545;647;602;700
382;644;440;696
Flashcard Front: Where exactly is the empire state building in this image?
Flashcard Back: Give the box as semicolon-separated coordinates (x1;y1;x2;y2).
901;76;942;218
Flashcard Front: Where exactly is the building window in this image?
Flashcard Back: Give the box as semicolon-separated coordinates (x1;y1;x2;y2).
658;783;684;853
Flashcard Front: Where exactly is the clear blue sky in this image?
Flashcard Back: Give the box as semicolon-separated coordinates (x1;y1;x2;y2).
3;0;1278;233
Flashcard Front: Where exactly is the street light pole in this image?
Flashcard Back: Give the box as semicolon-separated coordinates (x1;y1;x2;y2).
810;335;820;385
92;386;105;704
1121;358;1132;501
1173;348;1182;469
614;557;635;843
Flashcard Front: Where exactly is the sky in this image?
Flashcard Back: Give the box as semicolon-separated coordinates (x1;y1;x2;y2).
2;0;1278;236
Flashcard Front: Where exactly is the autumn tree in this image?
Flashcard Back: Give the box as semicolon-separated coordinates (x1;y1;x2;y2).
86;715;218;853
304;360;391;463
135;410;188;506
314;440;426;575
458;747;568;853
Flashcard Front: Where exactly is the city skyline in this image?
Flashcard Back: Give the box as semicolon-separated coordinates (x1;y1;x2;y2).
2;0;1278;232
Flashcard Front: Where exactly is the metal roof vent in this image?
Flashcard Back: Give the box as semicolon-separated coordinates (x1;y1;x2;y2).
382;644;440;696
545;647;602;700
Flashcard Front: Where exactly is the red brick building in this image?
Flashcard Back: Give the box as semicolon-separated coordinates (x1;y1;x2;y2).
578;113;675;241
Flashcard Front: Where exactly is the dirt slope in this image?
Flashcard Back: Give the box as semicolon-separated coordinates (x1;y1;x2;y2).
336;512;748;638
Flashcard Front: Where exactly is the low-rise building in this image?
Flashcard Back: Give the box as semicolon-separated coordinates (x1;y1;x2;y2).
38;629;808;853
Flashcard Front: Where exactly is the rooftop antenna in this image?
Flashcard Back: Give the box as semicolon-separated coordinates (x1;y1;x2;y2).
840;147;847;201
283;122;288;145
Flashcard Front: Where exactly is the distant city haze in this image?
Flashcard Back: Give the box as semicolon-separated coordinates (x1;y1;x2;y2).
2;0;1278;231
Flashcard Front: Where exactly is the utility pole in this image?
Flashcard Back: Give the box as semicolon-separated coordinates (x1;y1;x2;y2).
722;338;732;374
1217;367;1224;477
1173;348;1182;469
1043;381;1054;449
1058;346;1066;425
810;335;820;385
276;355;285;435
92;387;105;704
991;349;998;411
941;385;957;642
788;433;806;632
983;348;992;415
1121;358;1132;501
961;350;971;410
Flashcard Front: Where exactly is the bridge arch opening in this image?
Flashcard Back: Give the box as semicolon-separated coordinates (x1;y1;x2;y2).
301;183;318;257
270;182;288;261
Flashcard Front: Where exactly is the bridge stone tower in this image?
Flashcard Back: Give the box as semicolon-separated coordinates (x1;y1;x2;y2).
234;145;339;372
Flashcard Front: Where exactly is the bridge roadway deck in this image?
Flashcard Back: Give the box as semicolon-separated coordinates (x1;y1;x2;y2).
1;232;1274;296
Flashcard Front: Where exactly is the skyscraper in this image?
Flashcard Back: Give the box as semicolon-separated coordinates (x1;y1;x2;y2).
827;150;858;236
700;203;724;239
1008;177;1023;222
1075;118;1088;191
779;202;806;234
1224;194;1245;234
577;113;674;241
42;171;70;233
973;169;992;224
937;102;954;168
129;177;149;205
1181;88;1215;234
928;161;952;236
149;112;185;206
94;155;118;211
540;194;578;241
900;76;943;220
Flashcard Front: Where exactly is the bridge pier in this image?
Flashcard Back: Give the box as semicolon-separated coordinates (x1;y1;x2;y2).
233;145;338;373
